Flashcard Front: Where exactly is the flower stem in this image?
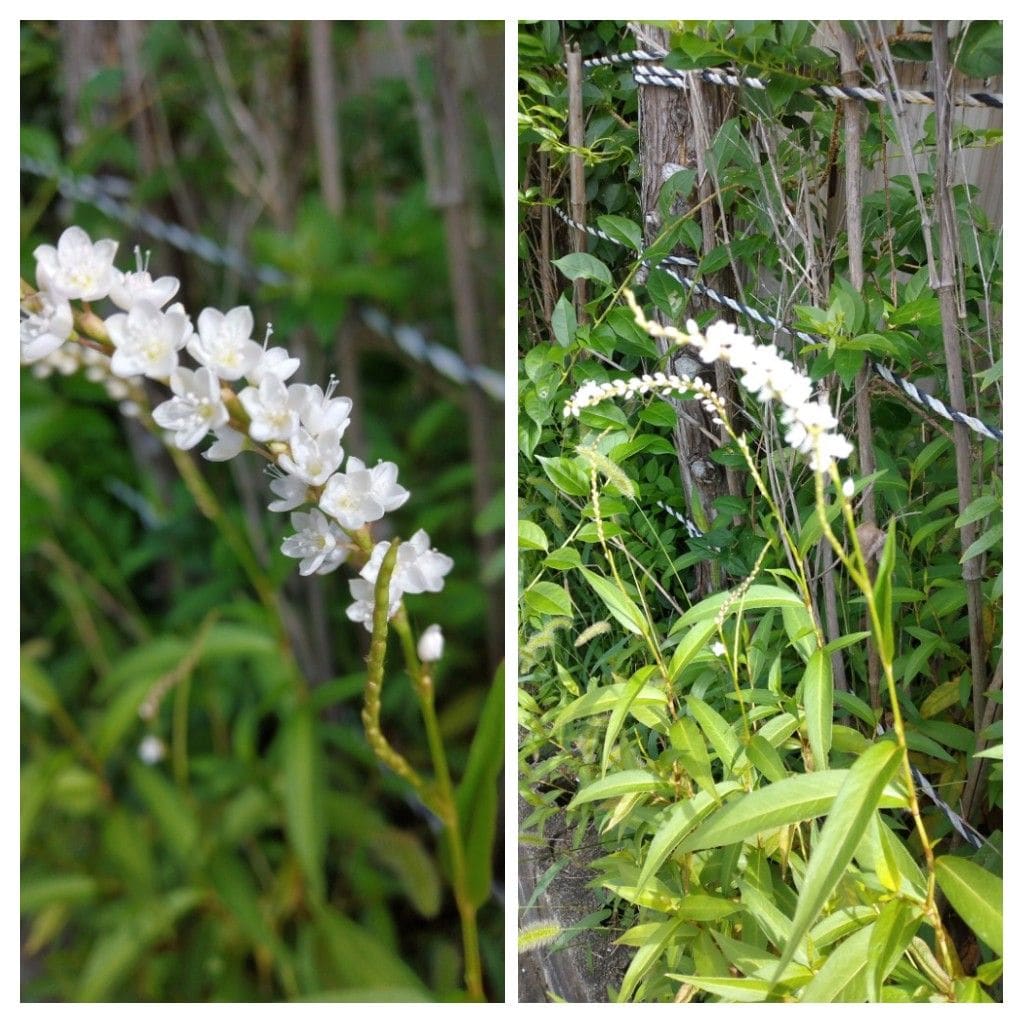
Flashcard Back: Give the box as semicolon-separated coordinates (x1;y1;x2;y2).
391;610;485;1001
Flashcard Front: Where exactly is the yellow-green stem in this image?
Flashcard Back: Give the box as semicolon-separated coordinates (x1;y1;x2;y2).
814;470;958;983
362;543;424;792
391;611;485;1001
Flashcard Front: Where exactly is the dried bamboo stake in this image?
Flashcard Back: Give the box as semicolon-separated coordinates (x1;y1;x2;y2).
837;25;876;708
432;24;501;665
538;150;556;324
565;43;588;322
932;21;989;740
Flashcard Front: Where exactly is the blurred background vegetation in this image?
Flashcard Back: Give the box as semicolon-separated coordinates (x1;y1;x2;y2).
21;20;503;1002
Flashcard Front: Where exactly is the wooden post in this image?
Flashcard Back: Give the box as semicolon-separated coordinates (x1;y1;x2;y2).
635;26;724;596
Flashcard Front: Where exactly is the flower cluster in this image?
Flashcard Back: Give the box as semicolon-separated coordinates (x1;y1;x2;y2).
21;226;453;628
565;291;853;474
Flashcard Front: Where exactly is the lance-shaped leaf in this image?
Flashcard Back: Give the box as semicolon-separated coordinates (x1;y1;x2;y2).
935;856;1003;955
677;771;852;854
568;770;672;809
551;681;667;731
578;566;649;637
802;648;833;771
771;740;903;986
636;782;742;889
602;666;657;776
672;584;806;633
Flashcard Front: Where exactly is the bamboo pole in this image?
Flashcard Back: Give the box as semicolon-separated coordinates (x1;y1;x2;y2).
932;22;989;737
565;43;588;321
837;25;875;707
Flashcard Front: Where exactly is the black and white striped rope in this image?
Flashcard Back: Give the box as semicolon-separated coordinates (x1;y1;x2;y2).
551;205;1001;443
583;48;1003;109
655;499;702;539
872;723;985;850
21;156;505;403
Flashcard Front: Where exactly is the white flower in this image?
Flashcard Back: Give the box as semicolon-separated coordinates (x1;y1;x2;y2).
276;428;344;486
364;458;410;512
267;473;310;512
248;345;301;385
361;529;454;596
711;641;727;658
319;459;387;530
152;366;229;449
110;269;179;311
345;578;380;630
280;508;345;576
21;291;73;363
137;735;166;765
238;375;301;442
106;301;190;379
842;478;856;498
188;306;262;380
417;624;444;662
34;226;118;301
291;380;352;438
203;427;247;462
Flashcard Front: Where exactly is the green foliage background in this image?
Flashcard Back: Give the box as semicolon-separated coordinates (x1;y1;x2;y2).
518;20;1001;1003
21;20;503;1002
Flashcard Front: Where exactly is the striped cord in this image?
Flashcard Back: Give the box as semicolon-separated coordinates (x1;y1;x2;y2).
583;49;1003;109
551;205;1001;443
871;723;986;850
21;156;504;403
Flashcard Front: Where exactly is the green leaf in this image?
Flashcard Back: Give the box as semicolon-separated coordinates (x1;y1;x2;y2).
543;546;581;571
617;917;688;1002
954;493;999;528
128;764;200;867
799;921;873;1002
954;21;1002;77
578;566;648;637
537;454;590;496
866;901;922;1002
669;715;718;799
518;519;548;552
552;251;612;286
673;584;806;632
550;293;577;347
872;520;898;662
596;213;642;252
551;681;668;731
935;856;1003;955
455;662;503;909
666;975;772;1002
314;907;428;993
75;889;202;1000
685;695;739;771
802;649;833;771
602;666;657;776
772;741;904;985
636;782;742;889
960;523;1002;564
21;874;99;913
744;733;788;783
679;771;861;853
666;618;718;683
523;580;572;618
282;704;326;902
568;769;672;808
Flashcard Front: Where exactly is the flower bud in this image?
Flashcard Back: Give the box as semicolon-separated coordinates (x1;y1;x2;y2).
138;735;166;765
417;624;444;663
